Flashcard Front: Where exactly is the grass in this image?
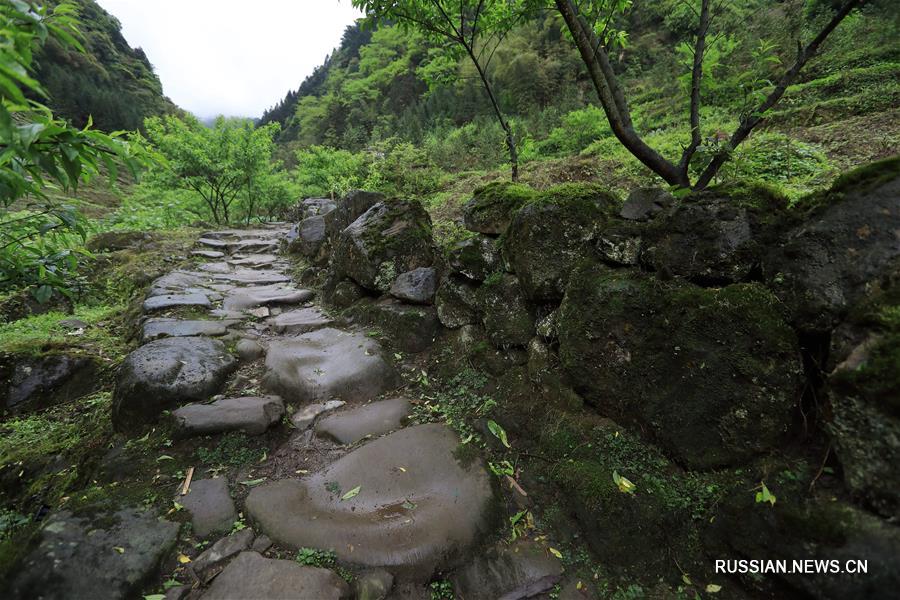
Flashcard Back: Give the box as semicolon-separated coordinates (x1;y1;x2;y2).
0;304;128;360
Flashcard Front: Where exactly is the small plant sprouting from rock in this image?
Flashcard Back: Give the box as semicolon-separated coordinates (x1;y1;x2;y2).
295;547;337;569
429;580;454;600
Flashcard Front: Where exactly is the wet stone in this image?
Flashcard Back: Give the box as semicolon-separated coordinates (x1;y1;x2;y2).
193;250;226;258
213;269;291;285
199;551;349;600
143;292;211;312
191;527;255;582
172;395;285;437
141;318;235;342
291;400;345;430
268;307;334;334
316;397;412;445
223;284;314;311
8;508;178;600
262;327;398;404
245;424;495;582
451;540;564;600
181;478;238;538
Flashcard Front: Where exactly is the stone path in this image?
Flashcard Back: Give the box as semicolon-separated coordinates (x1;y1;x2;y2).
12;219;564;599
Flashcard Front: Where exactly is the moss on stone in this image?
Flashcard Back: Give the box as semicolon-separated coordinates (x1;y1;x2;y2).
463;182;538;235
539;182;620;213
699;180;790;212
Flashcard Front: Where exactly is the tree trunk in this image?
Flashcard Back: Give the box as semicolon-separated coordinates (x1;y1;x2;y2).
465;45;519;181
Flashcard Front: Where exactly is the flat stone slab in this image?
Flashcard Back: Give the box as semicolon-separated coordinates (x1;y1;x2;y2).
112;337;236;430
141;318;236;342
148;271;207;296
143;292;211;312
451;540;564;600
268;307;334;334
172;396;284;436
181;478;237;538
223;285;314;311
229;254;278;268
316;397;412;445
245;424;495;581
213;270;291;285
9;508;178;600
191;528;255;582
262;327;398;404
200;551;349;600
225;239;279;253
193;250;225;258
199;262;233;274
198;237;228;248
291;400;345;430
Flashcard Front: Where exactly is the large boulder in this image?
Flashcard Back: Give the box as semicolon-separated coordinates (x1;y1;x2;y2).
462;181;536;235
332;199;436;292
447;235;502;281
435;276;481;329
619;187;674;221
289;215;328;260
476;274;534;347
642;182;790;284
324;190;385;242
764;157;900;332
347;298;440;353
9;508;178;600
824;272;900;518
1;353;99;412
558;263;802;469
112;337;236;431
245;424;495;582
503;183;619;301
262;328;399;404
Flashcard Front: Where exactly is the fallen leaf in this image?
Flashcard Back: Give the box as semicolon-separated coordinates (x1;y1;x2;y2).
397;466;407;472
341;485;361;501
156;455;174;461
612;471;636;494
177;553;191;564
548;547;563;559
239;478;266;487
487;420;510;448
682;574;693;586
401;500;417;510
706;583;722;593
113;546;125;554
144;595;165;600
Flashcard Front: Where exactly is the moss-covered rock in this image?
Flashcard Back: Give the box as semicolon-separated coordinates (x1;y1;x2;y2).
764;158;900;332
1;352;100;413
347;298;440;353
706;467;900;600
558;262;802;468
447;235;502;281
825;267;900;518
435;276;481;329
331;199;436;292
323;190;384;242
642;181;790;284
476;274;534;347
503;183;619;301
462;181;537;236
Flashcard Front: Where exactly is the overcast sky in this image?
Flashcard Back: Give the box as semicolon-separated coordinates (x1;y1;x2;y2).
96;1;362;119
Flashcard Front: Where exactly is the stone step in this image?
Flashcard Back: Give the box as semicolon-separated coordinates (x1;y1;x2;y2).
268;307;334;334
141;318;238;342
316;397;412;445
245;424;495;582
199;551;348;600
172;395;285;437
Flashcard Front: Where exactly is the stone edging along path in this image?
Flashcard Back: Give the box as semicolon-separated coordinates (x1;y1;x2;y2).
9;223;564;600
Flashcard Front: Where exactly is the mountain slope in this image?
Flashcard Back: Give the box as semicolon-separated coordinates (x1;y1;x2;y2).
34;0;177;131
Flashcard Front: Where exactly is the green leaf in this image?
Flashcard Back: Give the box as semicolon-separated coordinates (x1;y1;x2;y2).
239;478;266;487
612;471;636;494
341;485;361;501
755;482;776;506
487;420;510;448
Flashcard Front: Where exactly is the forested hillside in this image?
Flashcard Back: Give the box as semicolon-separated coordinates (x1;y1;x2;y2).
262;0;897;199
2;1;900;599
34;0;176;131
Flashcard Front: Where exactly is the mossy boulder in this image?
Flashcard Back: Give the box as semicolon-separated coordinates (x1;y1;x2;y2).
435;276;481;329
332;199;436;293
1;352;99;413
764;158;900;332
706;468;900;600
503;183;619;301
447;235;502;281
323;190;384;242
462;181;537;235
642;181;790;284
825;269;900;518
347;298;440;353
558;263;802;468
476;274;534;347
86;230;156;252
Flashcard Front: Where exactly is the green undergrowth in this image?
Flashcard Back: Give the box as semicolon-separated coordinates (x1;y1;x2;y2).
195;432;266;468
0;304;127;359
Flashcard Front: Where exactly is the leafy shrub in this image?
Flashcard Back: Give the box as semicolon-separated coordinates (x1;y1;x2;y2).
295;146;369;198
